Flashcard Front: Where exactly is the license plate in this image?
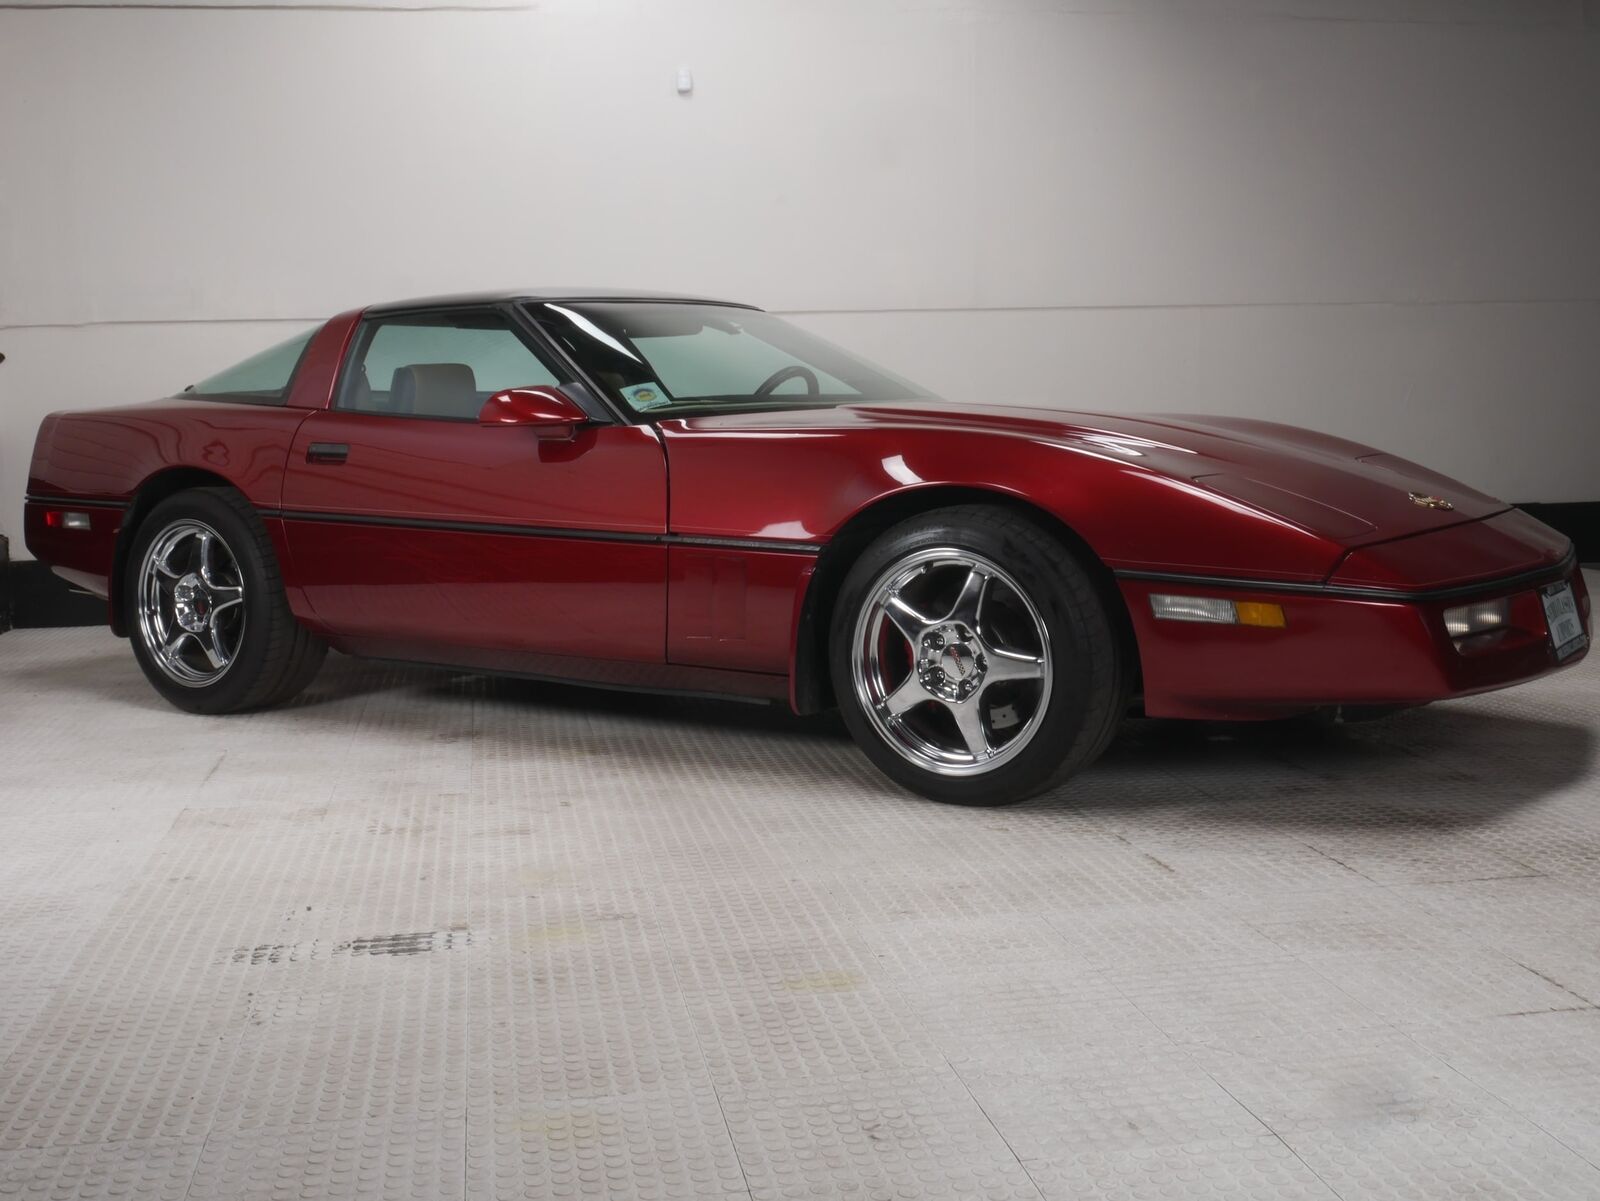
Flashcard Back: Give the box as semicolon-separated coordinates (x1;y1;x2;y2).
1540;581;1586;660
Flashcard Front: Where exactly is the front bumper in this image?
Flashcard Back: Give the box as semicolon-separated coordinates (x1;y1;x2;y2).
1120;548;1589;722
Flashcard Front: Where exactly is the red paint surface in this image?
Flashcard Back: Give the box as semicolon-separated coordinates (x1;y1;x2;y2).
1331;508;1572;591
1121;565;1588;720
667;547;815;675
23;329;1588;715
280;411;669;663
26;400;314;510
286;311;362;410
22;501;120;600
477;386;588;432
24;401;319;610
655;404;1463;582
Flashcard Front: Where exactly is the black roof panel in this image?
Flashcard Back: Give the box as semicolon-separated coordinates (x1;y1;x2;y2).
364;287;760;314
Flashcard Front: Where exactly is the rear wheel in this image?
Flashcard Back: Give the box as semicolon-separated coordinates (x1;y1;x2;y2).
829;506;1129;805
126;488;326;714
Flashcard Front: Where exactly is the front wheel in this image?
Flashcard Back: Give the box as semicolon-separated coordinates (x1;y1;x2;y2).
126;487;326;714
829;506;1129;805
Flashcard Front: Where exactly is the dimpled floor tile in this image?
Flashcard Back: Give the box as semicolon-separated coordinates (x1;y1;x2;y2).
854;912;1072;981
953;1041;1268;1161
718;1068;1042;1201
465;1083;749;1201
1040;900;1291;966
0;975;248;1151
1280;1116;1600;1200
815;840;1201;924
1409;1010;1600;1162
1411;1010;1600;1107
1105;957;1388;1046
895;962;1167;1065
679;972;946;1091
1117;842;1371;901
0;1137;203;1201
1300;949;1583;1026
213;962;471;1134
1024;1135;1340;1201
1480;930;1600;1008
3;578;1600;1201
187;1114;466;1201
0;796;179;1068
1247;911;1480;959
464;942;710;1100
1289;826;1541;886
1184;1026;1513;1138
927;825;1207;910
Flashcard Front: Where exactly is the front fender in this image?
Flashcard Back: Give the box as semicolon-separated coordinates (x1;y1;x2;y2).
660;421;1345;582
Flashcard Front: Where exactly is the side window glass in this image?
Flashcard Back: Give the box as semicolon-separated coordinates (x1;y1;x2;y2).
340;311;564;420
186;329;314;403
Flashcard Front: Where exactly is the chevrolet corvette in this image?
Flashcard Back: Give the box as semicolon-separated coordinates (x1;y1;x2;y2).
25;289;1591;803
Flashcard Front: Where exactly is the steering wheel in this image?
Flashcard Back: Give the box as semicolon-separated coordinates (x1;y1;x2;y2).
754;365;820;397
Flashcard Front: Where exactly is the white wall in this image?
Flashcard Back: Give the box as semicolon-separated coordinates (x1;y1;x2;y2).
2;0;1597;553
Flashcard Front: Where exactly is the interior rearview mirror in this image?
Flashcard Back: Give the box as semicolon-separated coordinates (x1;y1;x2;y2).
478;386;587;439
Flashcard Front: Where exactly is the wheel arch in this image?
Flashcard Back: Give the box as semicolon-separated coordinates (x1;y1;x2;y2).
109;467;240;636
789;485;1141;714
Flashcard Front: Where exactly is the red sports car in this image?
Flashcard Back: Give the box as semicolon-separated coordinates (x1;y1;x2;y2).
25;289;1591;804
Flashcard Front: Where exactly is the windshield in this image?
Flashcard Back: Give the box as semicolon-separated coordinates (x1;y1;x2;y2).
525;301;932;418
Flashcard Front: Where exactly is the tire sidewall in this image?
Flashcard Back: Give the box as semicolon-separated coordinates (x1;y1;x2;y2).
829;510;1113;805
125;491;279;714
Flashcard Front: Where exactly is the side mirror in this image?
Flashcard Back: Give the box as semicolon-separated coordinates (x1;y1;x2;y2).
478;386;587;439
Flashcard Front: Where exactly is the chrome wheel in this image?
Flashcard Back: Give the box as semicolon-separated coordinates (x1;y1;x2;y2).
851;548;1052;777
135;520;247;687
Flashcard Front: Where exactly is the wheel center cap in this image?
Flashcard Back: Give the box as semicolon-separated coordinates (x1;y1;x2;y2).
916;623;987;703
172;573;211;633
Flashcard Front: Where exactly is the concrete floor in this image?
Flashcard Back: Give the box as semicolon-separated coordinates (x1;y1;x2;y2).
2;577;1598;1200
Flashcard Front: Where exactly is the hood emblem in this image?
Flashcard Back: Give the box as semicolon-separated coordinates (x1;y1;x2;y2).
1408;492;1454;511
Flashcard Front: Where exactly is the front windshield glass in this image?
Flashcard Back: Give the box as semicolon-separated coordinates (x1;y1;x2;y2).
525;301;932;418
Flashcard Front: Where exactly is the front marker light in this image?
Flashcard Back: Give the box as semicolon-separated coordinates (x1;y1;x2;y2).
1442;598;1508;639
1150;595;1286;628
1234;601;1288;629
1151;594;1235;624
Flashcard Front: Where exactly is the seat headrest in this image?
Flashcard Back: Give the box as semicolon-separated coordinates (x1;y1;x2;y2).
390;362;478;418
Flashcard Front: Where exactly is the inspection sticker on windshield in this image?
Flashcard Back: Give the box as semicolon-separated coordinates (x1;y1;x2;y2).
621;382;672;411
1541;582;1586;660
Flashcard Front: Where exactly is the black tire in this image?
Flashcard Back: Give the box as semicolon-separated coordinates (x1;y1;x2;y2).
124;487;327;714
829;505;1130;805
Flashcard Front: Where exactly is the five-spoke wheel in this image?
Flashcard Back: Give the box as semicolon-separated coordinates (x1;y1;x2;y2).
125;488;327;714
852;549;1051;776
831;506;1129;805
136;520;247;686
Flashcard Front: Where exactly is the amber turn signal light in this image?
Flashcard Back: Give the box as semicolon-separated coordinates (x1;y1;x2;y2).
1235;601;1287;628
1150;595;1286;629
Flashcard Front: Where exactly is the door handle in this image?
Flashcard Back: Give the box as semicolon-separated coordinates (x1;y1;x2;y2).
306;442;349;465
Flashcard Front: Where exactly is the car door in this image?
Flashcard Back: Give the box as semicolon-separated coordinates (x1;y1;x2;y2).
280;305;668;666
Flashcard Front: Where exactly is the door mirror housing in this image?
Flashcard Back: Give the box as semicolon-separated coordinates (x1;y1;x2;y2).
478;386;587;439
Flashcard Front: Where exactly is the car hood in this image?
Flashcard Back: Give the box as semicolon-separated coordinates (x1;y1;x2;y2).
678;400;1510;548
